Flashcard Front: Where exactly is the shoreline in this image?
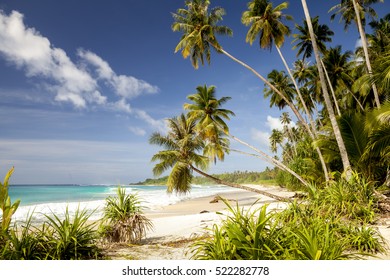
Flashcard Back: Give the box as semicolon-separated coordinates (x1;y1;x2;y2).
103;185;296;259
103;185;390;260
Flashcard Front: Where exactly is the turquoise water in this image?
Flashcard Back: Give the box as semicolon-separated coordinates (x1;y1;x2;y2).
8;184;166;206
6;184;235;222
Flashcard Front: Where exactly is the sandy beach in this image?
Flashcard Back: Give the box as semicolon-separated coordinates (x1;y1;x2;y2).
102;184;390;260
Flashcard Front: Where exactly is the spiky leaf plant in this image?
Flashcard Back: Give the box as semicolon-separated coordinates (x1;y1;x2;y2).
100;187;153;244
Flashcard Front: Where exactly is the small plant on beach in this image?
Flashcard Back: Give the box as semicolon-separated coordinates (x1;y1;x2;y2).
191;201;284;260
99;187;153;244
0;167;20;237
1;212;48;260
42;207;100;260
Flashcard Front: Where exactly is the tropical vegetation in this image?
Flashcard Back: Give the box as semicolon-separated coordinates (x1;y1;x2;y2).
149;0;390;260
1;0;389;260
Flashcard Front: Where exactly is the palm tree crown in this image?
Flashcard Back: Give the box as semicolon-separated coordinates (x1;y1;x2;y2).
184;84;234;162
149;114;208;193
241;0;292;49
172;0;232;69
292;16;334;61
329;0;383;30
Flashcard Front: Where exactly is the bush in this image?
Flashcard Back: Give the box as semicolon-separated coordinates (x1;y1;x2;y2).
42;207;100;260
99;187;153;244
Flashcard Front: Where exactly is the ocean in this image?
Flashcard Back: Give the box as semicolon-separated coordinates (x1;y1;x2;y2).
7;184;235;223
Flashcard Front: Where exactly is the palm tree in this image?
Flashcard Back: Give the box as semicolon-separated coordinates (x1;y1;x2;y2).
183;85;310;187
150;114;291;201
242;0;317;136
269;129;284;154
292;16;334;62
172;0;312;138
263;70;295;109
301;0;353;179
292;16;342;116
330;0;383;108
280;112;297;155
241;0;330;181
172;0;232;69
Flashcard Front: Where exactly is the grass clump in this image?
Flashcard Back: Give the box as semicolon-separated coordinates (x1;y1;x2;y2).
99;187;153;244
191;172;387;260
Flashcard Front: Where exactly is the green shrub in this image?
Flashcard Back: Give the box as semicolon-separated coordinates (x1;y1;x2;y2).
43;207;100;260
99;187;153;244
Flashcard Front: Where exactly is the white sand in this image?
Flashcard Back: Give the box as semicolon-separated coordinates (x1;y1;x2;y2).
103;185;390;260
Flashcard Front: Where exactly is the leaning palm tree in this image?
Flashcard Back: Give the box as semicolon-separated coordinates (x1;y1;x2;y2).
330;0;383;108
241;0;316;134
241;0;329;181
172;0;312;137
184;85;234;163
263;70;295;110
269;129;284;154
150;114;291;201
183;85;309;187
301;0;353;179
292;16;334;62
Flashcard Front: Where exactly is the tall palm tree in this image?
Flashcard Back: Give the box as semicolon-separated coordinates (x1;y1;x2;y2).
330;0;383;108
292;16;334;62
280;112;297;156
301;0;353;179
184;84;235;162
241;0;316;136
292;16;342;116
184;84;309;187
241;0;329;181
269;129;284;154
172;0;232;69
263;70;295;110
150;114;208;193
150;114;290;201
172;0;312;138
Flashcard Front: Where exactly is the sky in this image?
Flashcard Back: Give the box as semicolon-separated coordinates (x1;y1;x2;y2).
0;0;388;184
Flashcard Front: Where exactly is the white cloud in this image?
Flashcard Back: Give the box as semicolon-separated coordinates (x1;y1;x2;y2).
355;38;363;49
78;49;159;99
251;128;270;148
128;126;147;136
0;10;164;131
265;116;284;131
265;115;295;131
134;109;168;133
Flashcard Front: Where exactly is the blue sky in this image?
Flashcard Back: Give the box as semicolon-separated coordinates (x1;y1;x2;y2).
0;0;388;184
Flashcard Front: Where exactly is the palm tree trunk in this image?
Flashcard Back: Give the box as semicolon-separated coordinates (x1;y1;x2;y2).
351;0;381;108
320;59;341;116
190;165;291;202
276;46;330;181
224;130;309;187
301;0;353;180
215;46;311;135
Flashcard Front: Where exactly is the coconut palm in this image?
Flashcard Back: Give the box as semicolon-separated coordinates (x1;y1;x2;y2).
330;0;383;108
292;16;334;62
300;0;353;179
242;0;317;137
150;114;291;201
263;70;295;110
280;112;298;156
172;0;312;139
270;129;284;154
292;16;342;116
185;84;310;187
172;0;232;69
183;85;234;163
242;0;330;181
